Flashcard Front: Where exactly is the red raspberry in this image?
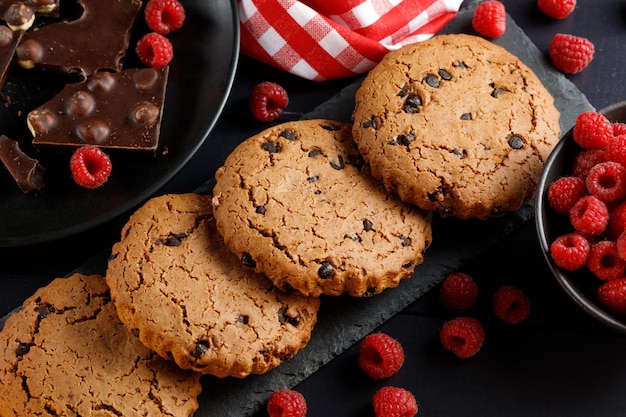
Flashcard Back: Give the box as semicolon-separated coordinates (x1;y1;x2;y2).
572;149;605;178
266;389;307;417
586;240;626;281
439;272;478;314
144;0;185;35
471;0;506;38
550;232;590;271
492;286;531;324
358;333;405;379
598;278;626;314
250;81;289;122
616;231;626;260
614;123;626;137
135;32;173;68
547;176;587;215
439;316;484;359
549;33;594;74
572;111;613;150
69;146;112;189
604;134;626;167
372;386;418;417
569;195;609;236
537;0;576;19
608;201;626;239
585;161;626;203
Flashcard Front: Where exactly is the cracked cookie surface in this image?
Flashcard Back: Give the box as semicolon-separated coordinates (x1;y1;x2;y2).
351;33;561;219
105;193;320;378
211;119;433;297
0;272;201;417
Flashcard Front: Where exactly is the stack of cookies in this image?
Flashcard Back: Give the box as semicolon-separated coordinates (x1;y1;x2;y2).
0;33;560;416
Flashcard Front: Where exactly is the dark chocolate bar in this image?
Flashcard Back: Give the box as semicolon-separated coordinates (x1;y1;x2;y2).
15;0;141;77
28;66;169;152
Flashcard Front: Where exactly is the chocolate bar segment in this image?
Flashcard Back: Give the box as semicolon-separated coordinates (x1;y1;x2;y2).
28;67;169;152
0;135;45;192
15;0;141;77
0;23;23;87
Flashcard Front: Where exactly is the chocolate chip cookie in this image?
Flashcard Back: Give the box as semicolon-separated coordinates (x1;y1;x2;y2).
0;273;201;417
105;193;320;378
211;119;433;297
351;33;561;219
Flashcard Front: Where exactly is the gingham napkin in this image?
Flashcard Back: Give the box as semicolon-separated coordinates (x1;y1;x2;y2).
239;0;464;81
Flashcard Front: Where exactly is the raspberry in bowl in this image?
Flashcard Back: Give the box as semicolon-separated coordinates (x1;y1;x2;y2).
535;101;626;333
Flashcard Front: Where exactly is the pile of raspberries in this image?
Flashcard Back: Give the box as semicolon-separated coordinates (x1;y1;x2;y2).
548;111;626;315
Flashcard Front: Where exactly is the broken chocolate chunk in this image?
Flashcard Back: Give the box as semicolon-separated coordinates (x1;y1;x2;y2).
16;0;141;76
363;219;375;232
403;94;422;114
438;69;452;80
193;341;209;358
261;141;281;153
424;73;440;88
508;134;525;149
241;253;256;268
0;135;45;193
329;155;345;170
318;261;334;279
278;306;301;327
279;129;297;140
15;342;30;356
28;67;169;152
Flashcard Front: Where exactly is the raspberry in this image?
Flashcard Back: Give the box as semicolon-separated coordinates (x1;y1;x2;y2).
572;111;613;150
550;232;590;271
439;316;484;359
604;134;626;167
614;123;626;137
439;272;478;314
537;0;576;19
598;278;626;314
69;146;112;189
585;161;626;203
608;201;626;239
569;195;609;236
492;286;531;324
144;0;185;35
358;333;405;379
372;386;418;417
616;231;626;260
266;389;307;417
471;0;506;38
250;81;289;123
135;32;173;68
549;33;594;74
547;176;587;216
572;149;605;178
586;240;626;281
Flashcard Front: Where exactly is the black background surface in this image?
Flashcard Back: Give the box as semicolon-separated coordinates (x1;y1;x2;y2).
2;0;626;416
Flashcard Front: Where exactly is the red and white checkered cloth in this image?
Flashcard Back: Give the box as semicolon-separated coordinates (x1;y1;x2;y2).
239;0;463;81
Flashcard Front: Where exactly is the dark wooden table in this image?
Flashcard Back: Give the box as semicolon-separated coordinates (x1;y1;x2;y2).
2;0;626;416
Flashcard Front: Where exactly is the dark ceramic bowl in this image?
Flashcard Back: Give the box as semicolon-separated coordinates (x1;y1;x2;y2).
535;101;626;333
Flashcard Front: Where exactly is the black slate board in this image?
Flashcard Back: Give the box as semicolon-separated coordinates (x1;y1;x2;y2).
0;1;593;416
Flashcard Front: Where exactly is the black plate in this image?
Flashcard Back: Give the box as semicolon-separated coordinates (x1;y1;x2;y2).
0;0;239;247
